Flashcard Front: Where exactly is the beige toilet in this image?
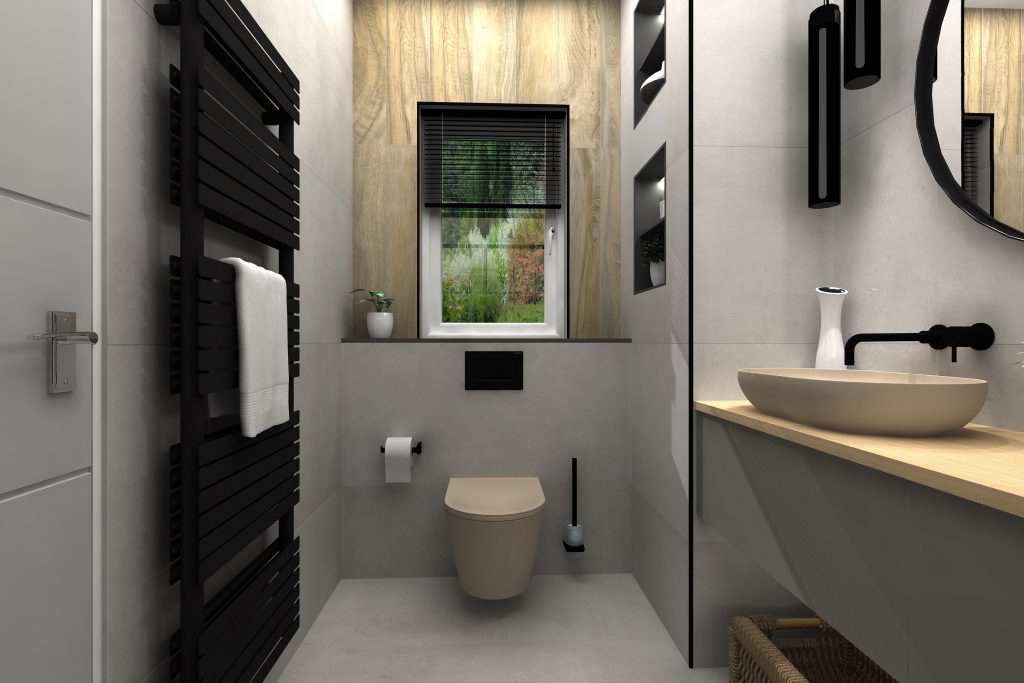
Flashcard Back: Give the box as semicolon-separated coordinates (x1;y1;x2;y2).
444;477;545;600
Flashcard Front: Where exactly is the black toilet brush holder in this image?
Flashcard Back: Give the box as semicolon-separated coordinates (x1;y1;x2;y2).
563;457;585;553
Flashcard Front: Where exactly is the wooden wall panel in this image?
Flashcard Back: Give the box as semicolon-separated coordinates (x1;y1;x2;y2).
515;0;560;106
966;9;1024;228
353;145;420;337
353;0;388;145
964;11;982;114
430;0;472;102
559;0;603;148
387;0;433;144
468;1;519;103
353;0;621;338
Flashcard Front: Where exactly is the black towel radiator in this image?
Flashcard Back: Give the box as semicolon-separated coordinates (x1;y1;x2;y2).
156;0;301;680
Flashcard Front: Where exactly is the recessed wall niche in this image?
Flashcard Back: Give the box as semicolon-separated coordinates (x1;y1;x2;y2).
634;0;666;126
634;145;667;294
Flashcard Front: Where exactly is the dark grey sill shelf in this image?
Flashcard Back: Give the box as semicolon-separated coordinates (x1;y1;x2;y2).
634;283;665;295
340;338;632;344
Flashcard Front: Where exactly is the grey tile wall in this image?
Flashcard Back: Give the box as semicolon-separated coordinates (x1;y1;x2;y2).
691;0;834;667
837;1;1024;434
621;0;694;665
103;0;352;680
840;0;930;142
691;0;1024;672
631;490;689;658
337;342;632;578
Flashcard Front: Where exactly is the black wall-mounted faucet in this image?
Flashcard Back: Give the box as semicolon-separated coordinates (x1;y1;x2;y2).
844;323;995;366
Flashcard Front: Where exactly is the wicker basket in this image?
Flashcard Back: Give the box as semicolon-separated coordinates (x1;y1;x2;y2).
728;615;898;683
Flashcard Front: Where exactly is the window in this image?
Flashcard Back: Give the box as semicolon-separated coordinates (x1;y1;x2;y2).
418;103;568;338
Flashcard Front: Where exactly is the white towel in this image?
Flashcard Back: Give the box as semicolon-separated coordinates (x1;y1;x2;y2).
221;258;291;437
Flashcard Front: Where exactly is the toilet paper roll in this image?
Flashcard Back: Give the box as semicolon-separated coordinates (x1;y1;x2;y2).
384;436;415;483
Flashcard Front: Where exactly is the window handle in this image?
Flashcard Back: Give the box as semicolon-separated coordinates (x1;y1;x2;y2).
548;226;556;256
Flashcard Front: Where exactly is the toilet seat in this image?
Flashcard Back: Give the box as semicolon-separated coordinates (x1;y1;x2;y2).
444;477;545;522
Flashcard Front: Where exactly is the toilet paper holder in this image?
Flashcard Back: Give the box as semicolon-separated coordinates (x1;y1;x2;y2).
380;441;423;455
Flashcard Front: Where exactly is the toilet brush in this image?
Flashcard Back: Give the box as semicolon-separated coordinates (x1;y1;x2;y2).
563;457;585;552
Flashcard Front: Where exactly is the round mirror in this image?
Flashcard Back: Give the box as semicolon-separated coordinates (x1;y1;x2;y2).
917;0;1024;241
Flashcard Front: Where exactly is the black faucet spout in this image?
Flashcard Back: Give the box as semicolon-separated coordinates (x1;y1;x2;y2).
843;323;995;367
843;331;928;366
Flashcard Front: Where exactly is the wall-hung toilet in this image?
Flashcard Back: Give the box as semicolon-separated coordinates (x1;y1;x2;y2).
444;477;545;600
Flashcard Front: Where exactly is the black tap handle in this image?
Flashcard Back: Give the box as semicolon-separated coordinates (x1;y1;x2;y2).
951;346;957;363
926;324;948;350
969;323;996;350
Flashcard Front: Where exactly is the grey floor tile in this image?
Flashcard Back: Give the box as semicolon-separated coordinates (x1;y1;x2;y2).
560;574;671;642
435;642;591;682
441;576;579;645
279;643;446;682
581;639;693;682
300;577;457;648
279;575;729;682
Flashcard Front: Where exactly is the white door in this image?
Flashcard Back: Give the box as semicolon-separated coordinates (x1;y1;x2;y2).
0;1;97;681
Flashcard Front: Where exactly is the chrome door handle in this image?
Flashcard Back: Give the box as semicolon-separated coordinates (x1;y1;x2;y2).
548;226;556;256
29;331;99;344
30;311;95;394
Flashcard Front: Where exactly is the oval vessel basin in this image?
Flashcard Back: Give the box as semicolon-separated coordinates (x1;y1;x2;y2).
737;368;988;437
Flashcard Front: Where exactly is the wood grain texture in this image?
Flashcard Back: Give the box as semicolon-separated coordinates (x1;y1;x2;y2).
964;10;982;114
353;0;621;338
469;1;518;103
995;153;1024;227
695;400;1024;520
431;0;472;102
352;145;419;338
965;9;1024;227
387;0;433;144
515;0;560;105
558;0;602;148
353;0;388;145
569;147;620;337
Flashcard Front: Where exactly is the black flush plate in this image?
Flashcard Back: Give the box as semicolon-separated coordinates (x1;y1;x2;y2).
465;351;523;390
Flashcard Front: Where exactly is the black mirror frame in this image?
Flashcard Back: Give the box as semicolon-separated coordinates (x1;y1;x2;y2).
916;0;1024;241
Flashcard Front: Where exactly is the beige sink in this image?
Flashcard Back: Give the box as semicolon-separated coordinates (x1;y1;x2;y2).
737;368;988;437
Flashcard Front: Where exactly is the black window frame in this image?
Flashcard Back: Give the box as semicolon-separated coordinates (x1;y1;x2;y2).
416;102;571;338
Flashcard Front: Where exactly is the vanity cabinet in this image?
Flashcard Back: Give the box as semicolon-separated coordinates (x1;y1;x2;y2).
695;406;1024;683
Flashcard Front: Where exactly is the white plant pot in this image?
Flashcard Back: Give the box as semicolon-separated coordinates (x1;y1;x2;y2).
815;286;847;369
367;312;394;339
649;261;666;287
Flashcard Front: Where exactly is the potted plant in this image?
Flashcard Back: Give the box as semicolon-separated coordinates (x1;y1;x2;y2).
351;289;395;339
641;232;666;287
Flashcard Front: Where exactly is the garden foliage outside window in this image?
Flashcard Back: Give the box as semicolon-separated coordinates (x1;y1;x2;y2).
418;103;568;338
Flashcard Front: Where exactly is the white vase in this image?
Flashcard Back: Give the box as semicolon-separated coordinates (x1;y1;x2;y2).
815;286;847;369
367;312;394;339
649;261;666;287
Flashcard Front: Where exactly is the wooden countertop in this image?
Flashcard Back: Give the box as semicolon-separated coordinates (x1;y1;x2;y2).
695;400;1024;519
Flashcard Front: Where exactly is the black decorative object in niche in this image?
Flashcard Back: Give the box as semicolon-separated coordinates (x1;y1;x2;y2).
809;2;841;209
465;351;524;390
844;0;881;89
963;113;994;215
634;0;666;126
634;145;667;294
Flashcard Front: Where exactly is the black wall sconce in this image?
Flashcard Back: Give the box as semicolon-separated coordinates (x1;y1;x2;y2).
809;2;841;209
844;0;881;89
